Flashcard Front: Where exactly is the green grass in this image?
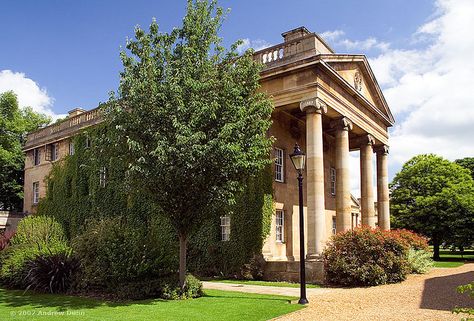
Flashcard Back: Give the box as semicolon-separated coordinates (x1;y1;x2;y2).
209;279;321;288
0;288;303;321
433;261;465;268
431;248;474;268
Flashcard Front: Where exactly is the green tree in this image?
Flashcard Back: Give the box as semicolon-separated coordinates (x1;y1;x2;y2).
455;157;474;180
103;0;273;288
390;154;474;260
0;91;50;210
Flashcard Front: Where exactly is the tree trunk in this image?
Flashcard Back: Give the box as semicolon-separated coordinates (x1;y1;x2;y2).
433;239;440;261
179;233;187;290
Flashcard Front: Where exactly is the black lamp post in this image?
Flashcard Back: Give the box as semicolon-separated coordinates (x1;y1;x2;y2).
289;143;308;305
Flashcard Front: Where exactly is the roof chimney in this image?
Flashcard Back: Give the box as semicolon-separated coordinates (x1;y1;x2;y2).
281;26;311;42
68;108;86;117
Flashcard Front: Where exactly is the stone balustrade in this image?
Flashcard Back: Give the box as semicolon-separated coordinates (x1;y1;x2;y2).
24;107;102;150
253;32;331;69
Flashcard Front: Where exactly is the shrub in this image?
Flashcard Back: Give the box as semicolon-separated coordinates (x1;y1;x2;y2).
11;215;65;246
25;249;79;293
0;230;15;252
407;248;433;274
323;227;410;286
0;242;70;288
391;229;429;251
72;216;177;296
0;215;72;290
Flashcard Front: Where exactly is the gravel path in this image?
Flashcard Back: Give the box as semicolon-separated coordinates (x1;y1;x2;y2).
202;281;334;297
275;263;474;321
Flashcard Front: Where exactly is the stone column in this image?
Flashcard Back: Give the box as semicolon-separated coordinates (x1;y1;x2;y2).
376;145;390;230
360;134;376;227
331;117;353;233
300;97;327;257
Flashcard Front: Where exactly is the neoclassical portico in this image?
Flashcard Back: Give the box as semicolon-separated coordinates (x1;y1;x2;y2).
299;96;391;257
258;27;395;278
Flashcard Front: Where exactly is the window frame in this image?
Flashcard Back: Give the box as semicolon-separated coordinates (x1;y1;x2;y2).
274;147;285;183
330;167;336;196
69;141;75;155
33;181;40;204
33;148;40;166
220;215;231;241
275;210;284;243
332;216;337;235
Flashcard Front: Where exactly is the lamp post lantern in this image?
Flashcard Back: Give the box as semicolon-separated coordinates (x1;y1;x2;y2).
289;143;308;305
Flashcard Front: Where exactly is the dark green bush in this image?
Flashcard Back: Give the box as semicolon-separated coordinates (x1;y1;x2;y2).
25;249;79;293
72;216;177;296
323;227;410;286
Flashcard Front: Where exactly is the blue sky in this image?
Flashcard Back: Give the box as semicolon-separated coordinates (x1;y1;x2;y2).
1;0;433;115
2;0;474;194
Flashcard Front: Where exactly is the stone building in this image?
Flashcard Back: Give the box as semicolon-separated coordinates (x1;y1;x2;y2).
22;27;394;281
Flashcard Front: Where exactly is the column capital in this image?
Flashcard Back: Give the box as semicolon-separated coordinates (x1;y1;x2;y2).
360;134;375;146
330;116;353;131
374;144;389;155
300;97;328;114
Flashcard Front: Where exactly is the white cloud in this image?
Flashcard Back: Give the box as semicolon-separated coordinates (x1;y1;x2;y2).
237;38;272;54
367;0;474;178
0;70;62;119
319;29;390;52
320;30;345;41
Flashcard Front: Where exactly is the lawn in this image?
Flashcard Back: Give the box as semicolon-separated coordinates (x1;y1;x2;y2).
0;288;303;321
209;279;321;288
432;248;474;268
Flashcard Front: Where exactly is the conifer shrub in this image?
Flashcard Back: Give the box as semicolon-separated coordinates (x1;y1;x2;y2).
323;227;411;286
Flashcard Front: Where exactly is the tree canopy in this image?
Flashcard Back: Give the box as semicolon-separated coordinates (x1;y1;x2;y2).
102;0;273;287
0;91;51;210
455;157;474;180
390;154;474;259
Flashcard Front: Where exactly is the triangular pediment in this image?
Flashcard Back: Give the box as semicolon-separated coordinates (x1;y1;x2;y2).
321;55;394;125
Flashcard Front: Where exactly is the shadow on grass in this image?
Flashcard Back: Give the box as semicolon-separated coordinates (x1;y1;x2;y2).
0;288;166;311
420;267;474;311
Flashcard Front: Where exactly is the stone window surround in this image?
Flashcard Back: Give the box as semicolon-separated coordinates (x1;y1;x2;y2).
32;181;40;204
275;209;284;243
274;147;284;183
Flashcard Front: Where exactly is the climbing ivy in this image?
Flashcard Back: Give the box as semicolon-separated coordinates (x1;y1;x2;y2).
37;126;273;276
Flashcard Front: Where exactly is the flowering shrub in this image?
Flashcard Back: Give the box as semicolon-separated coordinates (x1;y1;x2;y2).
390;229;429;251
323;227;411;286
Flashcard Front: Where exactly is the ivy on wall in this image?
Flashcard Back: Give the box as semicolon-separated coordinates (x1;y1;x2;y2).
37;127;273;276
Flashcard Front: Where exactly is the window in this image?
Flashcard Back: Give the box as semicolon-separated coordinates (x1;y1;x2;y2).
85;137;91;148
69;141;75;155
33;148;40;166
332;216;336;235
274;148;284;182
220;215;231;241
47;143;59;161
330;167;336;196
33;182;40;204
276;210;284;242
99;167;107;188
